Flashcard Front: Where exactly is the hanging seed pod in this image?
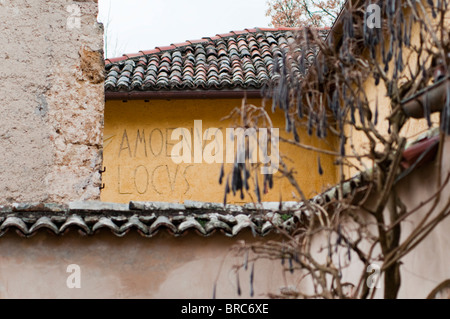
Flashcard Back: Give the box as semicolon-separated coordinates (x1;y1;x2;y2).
285;112;292;133
299;52;306;75
428;0;437;18
250;263;255;297
347;241;352;261
293;124;300;142
255;174;261;202
321;110;327;138
358;100;365;126
297;88;303;119
236;272;241;296
331;89;338;118
231;163;238;196
338;256;342;279
336;224;342;253
307;112;313;136
317;155;323;175
350;101;356;125
244;165;250;191
387;38;393;64
397;48;404;73
218;163;224;185
363;3;370;46
289;257;294;274
263;174;268;194
268;173;273;189
224;177;230;206
340;135;346;156
272;92;278;113
374;72;380;86
405;16;412;47
244;250;248;270
374;96;379;126
316;119;322;139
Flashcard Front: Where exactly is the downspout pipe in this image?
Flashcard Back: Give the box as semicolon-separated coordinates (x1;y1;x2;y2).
401;77;449;118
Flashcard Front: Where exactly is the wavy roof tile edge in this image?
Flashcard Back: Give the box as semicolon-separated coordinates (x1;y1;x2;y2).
0;173;368;239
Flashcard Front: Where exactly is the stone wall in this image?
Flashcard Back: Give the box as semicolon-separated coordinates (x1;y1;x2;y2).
0;0;104;204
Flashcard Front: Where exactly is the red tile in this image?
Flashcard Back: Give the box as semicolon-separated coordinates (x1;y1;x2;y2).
256;27;278;32
104;27;329;92
139;49;161;55
230;30;248;35
123;52;142;58
171;42;191;48
276;27;302;31
216;32;234;38
156;45;176;52
203;36;221;41
107;56;128;63
187;38;209;45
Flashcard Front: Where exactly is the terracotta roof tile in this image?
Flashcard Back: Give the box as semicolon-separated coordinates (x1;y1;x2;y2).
0;168;368;239
105;28;329;92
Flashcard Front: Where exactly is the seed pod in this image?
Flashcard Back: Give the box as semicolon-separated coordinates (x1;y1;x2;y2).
289;257;294;274
236;272;241;296
340;135;346;156
268;173;273;189
297;88;303;119
255;174;261;202
317;156;323;175
321;110;327;138
307;112;313;136
224;177;230;206
218;163;224;185
250;263;255;297
358;100;365;126
428;0;437;18
374;96;379;126
293;124;300;142
244;250;248;270
350;101;356;125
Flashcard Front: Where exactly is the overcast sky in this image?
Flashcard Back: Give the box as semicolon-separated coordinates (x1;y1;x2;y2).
98;0;272;58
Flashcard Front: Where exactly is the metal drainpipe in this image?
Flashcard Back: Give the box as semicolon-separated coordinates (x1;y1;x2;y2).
401;77;449;118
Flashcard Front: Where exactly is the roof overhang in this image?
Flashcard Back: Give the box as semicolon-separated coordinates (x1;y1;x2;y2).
105;89;263;101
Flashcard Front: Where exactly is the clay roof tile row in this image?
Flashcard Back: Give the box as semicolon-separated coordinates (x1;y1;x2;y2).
105;27;329;92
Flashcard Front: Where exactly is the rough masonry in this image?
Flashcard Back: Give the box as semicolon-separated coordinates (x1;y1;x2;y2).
0;0;104;204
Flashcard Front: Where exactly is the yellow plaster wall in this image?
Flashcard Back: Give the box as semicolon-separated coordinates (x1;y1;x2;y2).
101;98;338;204
344;7;443;178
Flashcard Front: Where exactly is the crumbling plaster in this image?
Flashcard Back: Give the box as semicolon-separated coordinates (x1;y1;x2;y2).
0;0;104;204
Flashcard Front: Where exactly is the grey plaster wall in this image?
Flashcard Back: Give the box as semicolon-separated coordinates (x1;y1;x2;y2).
0;0;104;204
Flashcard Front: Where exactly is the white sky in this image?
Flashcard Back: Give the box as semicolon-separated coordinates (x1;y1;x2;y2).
98;0;272;58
